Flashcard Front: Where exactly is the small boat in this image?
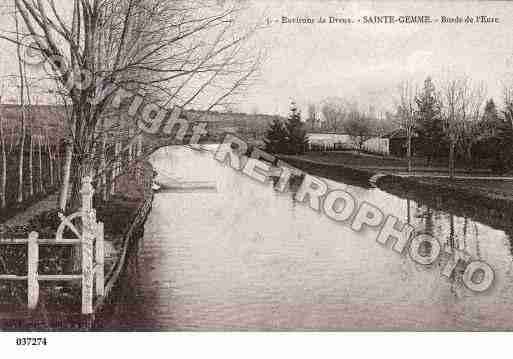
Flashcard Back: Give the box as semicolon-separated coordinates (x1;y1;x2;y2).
158;181;217;193
152;181;162;191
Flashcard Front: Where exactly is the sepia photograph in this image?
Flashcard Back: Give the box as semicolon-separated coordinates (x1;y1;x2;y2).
0;0;512;348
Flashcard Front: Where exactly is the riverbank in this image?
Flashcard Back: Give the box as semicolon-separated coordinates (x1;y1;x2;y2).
91;145;513;330
376;175;513;237
278;155;373;188
0;161;155;330
288;151;492;175
279;153;513;237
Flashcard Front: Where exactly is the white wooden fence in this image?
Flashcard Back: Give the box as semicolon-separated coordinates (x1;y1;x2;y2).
0;177;104;315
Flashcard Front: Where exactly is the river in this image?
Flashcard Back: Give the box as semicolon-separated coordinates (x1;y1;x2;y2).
101;145;513;330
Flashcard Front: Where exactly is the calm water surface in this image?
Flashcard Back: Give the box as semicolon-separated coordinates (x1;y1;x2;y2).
105;145;513;330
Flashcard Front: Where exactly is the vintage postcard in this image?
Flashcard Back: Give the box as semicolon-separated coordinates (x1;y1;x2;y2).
0;0;511;338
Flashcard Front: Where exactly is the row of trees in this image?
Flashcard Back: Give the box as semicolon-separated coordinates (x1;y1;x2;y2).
0;111;60;211
305;99;391;152
0;0;261;211
301;74;512;176
306;99;396;138
0;3;61;212
396;75;511;176
264;100;385;155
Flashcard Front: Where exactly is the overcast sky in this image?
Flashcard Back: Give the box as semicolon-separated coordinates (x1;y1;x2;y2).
1;1;512;117
241;0;513;116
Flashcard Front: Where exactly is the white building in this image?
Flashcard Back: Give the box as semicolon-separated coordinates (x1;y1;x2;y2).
307;132;389;155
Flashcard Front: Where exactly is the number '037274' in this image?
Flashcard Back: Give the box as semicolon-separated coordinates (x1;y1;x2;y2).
16;337;48;346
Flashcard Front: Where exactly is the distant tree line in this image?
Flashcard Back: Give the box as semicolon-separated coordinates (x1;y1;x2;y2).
297;74;513;175
396;76;513;175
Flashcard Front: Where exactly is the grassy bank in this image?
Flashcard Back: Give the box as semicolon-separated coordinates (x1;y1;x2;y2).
278;155;373;188
414;177;513;201
293;151;491;173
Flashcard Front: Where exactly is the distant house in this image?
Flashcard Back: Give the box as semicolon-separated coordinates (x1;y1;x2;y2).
307;132;389;154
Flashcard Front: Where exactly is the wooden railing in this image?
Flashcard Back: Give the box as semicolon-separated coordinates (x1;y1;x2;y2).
0;177;104;315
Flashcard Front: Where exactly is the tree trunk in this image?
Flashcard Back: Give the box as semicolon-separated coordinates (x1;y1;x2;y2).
406;198;411;224
15;6;25;204
38;133;43;193
28;131;33;197
100;132;107;201
47;133;54;187
55;148;60;186
24;60;34;199
16;118;25;204
407;131;412;174
9;127;14;154
110;141;120;195
59;141;73;211
466;146;473;172
0;116;5;209
449;141;455;180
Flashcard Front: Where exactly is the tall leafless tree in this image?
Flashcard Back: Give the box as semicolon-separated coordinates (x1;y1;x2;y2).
396;80;418;174
320;98;347;132
0;92;6;209
438;75;485;178
14;3;26;203
2;0;262;210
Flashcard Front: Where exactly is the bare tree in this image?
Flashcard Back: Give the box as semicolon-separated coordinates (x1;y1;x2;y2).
0;92;5;209
2;0;262;210
24;62;34;198
438;75;485;178
38;129;43;193
320;98;347;132
307;103;317;131
14;3;26;203
456;79;486;170
439;77;461;179
396;80;418;174
344;110;375;152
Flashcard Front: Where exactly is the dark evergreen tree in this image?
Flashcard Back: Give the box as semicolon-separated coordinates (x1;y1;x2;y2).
482;99;499;129
491;100;513;172
285;102;308;154
474;99;513;173
415;77;443;165
264;118;288;154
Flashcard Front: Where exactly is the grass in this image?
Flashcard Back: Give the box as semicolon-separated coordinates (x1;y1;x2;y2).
280;151;513;234
295;150;489;171
278;155;374;188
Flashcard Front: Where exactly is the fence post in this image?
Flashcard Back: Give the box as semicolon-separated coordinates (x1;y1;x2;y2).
27;231;39;310
81;177;94;314
95;222;104;297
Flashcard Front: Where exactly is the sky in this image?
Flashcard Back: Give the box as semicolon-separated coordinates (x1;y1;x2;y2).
1;1;513;117
239;0;513;116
